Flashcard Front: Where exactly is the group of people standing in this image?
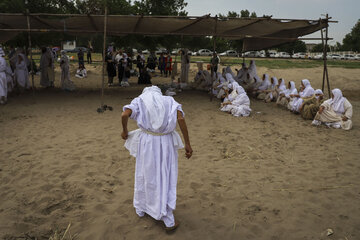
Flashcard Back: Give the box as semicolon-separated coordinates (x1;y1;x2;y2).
0;47;32;104
194;60;353;130
105;48;174;87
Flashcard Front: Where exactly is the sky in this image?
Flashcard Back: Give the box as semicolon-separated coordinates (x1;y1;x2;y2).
185;0;360;44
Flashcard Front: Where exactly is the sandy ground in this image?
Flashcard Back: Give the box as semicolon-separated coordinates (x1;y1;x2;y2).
0;63;360;240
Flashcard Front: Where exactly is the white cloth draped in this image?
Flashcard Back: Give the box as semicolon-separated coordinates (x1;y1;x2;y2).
123;86;184;227
327;88;345;115
257;74;271;91
292;79;314;112
0;56;7;98
15;53;30;89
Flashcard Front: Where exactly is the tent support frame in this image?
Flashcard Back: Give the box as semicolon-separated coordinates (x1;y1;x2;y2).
25;1;35;92
321;14;331;97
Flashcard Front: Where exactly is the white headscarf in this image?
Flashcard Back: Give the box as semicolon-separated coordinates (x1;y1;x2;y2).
217;72;226;83
271;77;278;89
236;85;246;95
315;89;323;95
328;88;345;115
258;74;271;90
225;73;236;83
139;86;166;131
248;60;257;77
289;81;297;95
300;79;315;97
278;78;286;91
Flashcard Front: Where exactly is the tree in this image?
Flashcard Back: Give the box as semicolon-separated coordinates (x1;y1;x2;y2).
133;0;187;16
311;43;330;53
342;19;360;51
240;10;250;18
250;12;257;18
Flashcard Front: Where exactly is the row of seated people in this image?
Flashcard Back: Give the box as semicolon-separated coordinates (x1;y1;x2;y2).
194;61;353;130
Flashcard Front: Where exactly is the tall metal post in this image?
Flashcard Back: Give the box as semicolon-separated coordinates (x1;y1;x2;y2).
324;14;331;97
25;0;35;92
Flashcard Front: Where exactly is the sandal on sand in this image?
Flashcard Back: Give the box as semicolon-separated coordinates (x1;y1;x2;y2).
165;219;180;232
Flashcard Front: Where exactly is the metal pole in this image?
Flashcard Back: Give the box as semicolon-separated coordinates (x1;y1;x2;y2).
101;5;107;108
324;14;331;97
25;1;35;92
320;23;325;92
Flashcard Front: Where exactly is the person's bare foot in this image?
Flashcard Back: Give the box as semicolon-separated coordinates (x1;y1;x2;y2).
164;219;180;232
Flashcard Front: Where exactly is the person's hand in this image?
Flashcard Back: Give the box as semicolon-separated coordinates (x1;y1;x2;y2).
318;106;324;114
185;144;193;159
121;130;128;140
342;116;348;121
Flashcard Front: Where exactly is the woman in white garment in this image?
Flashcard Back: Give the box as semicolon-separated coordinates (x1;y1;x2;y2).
273;78;287;102
264;77;279;103
221;84;251;117
60;50;76;91
291;79;314;113
15;53;30;90
312;88;352;130
277;81;297;108
254;74;271;100
220;81;239;112
121;86;192;231
0;48;7;104
235;63;247;83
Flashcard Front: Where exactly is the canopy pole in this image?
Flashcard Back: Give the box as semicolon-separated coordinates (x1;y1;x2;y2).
321;14;330;97
324;14;331;97
212;15;218;78
100;5;108;109
25;1;35;93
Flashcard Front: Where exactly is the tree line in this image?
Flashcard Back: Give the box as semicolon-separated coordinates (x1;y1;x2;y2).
1;0;358;54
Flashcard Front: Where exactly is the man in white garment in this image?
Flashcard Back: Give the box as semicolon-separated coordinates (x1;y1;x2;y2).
0;48;8;104
121;86;193;231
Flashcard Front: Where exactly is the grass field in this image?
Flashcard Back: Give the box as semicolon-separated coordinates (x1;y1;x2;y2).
30;53;360;69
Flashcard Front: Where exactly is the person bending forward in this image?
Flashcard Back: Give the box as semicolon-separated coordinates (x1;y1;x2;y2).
121;86;193;231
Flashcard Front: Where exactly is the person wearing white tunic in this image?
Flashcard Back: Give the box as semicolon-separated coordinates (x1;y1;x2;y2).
60;50;76;91
221;85;252;117
264;77;279;103
277;80;295;108
291;79;314;112
121;86;193;231
312;88;353;130
254;74;271;99
220;81;239;112
15;53;30;90
0;48;7;104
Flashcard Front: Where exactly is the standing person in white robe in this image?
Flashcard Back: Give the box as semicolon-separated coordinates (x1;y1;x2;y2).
15;53;30;90
121;86;193;231
312;88;353;130
59;50;76;91
291;79;314;112
5;61;14;94
0;48;8;104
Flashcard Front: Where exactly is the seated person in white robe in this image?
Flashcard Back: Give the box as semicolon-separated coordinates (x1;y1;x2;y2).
277;81;295;108
291;79;314;113
221;84;251;117
253;74;271;99
75;64;87;78
121;86;193;231
264;77;279;103
220;81;239;112
312;88;353;130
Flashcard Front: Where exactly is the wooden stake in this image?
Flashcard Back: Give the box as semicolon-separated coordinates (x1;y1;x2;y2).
101;5;108;108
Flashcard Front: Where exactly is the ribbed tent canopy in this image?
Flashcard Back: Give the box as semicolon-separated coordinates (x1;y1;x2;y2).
0;13;328;51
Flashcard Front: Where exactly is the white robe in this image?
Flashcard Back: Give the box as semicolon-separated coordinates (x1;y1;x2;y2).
0;56;7;98
15;54;30;89
123;87;184;227
292;79;314;112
